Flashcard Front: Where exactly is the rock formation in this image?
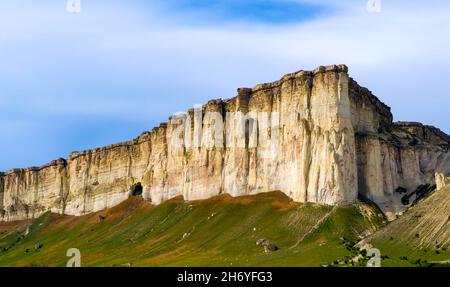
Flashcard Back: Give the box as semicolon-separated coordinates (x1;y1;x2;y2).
1;65;449;222
436;173;449;190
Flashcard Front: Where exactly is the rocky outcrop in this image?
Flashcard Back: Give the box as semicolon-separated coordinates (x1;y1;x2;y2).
0;134;152;221
356;122;450;219
436;173;449;190
1;65;449;221
143;65;358;206
256;239;279;253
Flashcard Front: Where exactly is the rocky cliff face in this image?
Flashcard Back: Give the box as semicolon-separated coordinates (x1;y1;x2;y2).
436;172;449;191
356;122;450;219
144;65;359;206
1;65;449;221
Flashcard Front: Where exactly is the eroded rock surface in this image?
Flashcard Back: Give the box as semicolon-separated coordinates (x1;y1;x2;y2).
436;173;449;191
1;65;449;221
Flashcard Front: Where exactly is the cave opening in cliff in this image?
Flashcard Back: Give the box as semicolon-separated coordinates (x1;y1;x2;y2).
131;182;143;196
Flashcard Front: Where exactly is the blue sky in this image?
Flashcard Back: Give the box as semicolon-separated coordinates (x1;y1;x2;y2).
1;0;450;171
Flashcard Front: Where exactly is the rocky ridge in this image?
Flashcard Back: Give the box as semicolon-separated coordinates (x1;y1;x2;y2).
1;65;449;221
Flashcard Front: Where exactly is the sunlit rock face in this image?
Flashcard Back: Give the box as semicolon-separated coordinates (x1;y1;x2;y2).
0;135;152;221
436;172;449;191
0;160;68;222
142;65;359;206
1;65;449;221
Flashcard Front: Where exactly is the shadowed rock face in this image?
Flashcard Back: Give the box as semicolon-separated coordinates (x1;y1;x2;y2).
356;122;450;219
1;65;449;222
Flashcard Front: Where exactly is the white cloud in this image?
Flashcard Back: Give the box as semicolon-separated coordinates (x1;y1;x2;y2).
1;1;449;116
0;0;449;169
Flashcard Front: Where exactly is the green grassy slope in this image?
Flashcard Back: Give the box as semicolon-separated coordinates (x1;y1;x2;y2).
361;185;450;267
0;191;385;267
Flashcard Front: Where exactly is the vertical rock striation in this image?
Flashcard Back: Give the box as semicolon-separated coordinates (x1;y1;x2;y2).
436;172;449;191
1;65;449;221
356;121;450;219
139;65;358;205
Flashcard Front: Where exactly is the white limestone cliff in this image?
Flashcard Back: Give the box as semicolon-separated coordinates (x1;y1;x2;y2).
1;65;449;222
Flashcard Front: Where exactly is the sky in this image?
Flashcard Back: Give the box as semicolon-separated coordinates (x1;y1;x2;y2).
0;0;449;171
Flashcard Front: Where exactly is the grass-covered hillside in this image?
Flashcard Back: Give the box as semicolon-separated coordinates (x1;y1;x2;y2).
361;185;450;267
0;191;385;267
